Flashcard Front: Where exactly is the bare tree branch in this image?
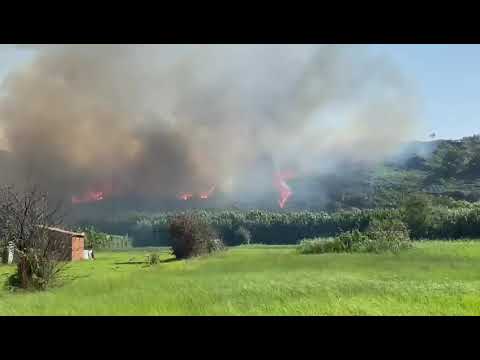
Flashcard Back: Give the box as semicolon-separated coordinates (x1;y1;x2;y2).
0;185;70;289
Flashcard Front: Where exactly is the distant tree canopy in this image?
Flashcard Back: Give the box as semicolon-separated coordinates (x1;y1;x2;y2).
72;135;480;245
401;194;432;239
405;155;428;171
466;151;480;176
437;145;466;178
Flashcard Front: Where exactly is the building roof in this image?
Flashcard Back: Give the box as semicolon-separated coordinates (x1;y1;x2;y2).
43;226;85;237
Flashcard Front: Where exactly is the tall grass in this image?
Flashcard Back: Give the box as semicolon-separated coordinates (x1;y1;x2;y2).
1;242;480;315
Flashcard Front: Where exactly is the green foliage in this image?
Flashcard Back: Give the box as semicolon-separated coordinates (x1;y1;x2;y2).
428;206;480;239
75;137;480;246
129;208;394;246
466;151;480;176
402;194;432;239
83;226;109;249
336;229;370;252
1;245;7;264
7;249;61;291
81;201;480;247
83;226;131;250
0;186;66;291
146;253;160;265
207;238;226;253
361;218;412;253
438;145;466;178
298;218;411;255
169;215;224;259
297;238;344;254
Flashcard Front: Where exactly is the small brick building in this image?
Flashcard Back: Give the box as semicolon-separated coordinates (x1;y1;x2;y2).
44;227;85;261
2;227;86;264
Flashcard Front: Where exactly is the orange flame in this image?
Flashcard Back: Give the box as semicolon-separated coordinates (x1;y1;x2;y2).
177;185;216;201
199;185;216;200
72;191;104;204
274;172;294;209
71;182;114;204
177;192;193;201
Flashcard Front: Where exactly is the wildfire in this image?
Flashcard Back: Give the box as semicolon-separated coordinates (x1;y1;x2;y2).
274;171;295;209
177;185;216;201
71;182;113;205
72;191;105;204
199;185;216;200
177;192;193;201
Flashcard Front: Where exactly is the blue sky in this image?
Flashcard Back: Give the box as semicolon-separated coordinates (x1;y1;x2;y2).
370;44;480;140
1;45;479;141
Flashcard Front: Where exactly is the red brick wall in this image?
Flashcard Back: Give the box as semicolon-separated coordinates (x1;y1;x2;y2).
71;236;84;261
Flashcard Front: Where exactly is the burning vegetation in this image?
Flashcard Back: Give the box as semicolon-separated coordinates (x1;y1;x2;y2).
177;185;216;202
0;45;418;211
274;171;295;208
72;191;105;204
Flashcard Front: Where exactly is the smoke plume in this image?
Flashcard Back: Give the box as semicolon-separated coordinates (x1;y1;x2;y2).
0;45;419;205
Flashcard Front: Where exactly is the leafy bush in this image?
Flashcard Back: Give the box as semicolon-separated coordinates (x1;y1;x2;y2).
169;215;223;259
297;230;369;254
82;226;131;250
362;218;412;253
297;238;344;254
436;145;466;178
83;226;112;249
208;238;226;253
146;253;160;265
7;249;61;290
336;229;371;252
298;219;411;255
234;226;252;245
402;194;432;239
0;186;68;291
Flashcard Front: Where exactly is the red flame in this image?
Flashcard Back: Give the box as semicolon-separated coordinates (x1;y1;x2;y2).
199;185;216;200
71;182;114;205
72;191;105;204
177;185;216;201
274;171;295;209
177;192;193;201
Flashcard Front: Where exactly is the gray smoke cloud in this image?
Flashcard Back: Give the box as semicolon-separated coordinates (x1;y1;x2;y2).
0;44;420;204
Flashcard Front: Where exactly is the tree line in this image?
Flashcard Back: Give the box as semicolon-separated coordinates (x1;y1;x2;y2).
85;195;480;246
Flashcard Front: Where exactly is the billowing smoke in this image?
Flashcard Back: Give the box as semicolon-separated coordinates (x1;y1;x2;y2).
0;45;419;208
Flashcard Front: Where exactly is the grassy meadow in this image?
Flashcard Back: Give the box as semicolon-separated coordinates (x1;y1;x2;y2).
1;242;480;315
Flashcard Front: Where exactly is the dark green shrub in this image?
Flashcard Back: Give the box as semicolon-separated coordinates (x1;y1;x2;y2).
402;194;432;239
8;249;61;291
207;238;226;253
1;245;7;264
169;215;222;259
146;253;160;265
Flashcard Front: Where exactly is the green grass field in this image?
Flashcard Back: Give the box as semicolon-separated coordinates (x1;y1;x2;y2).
1;242;480;315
